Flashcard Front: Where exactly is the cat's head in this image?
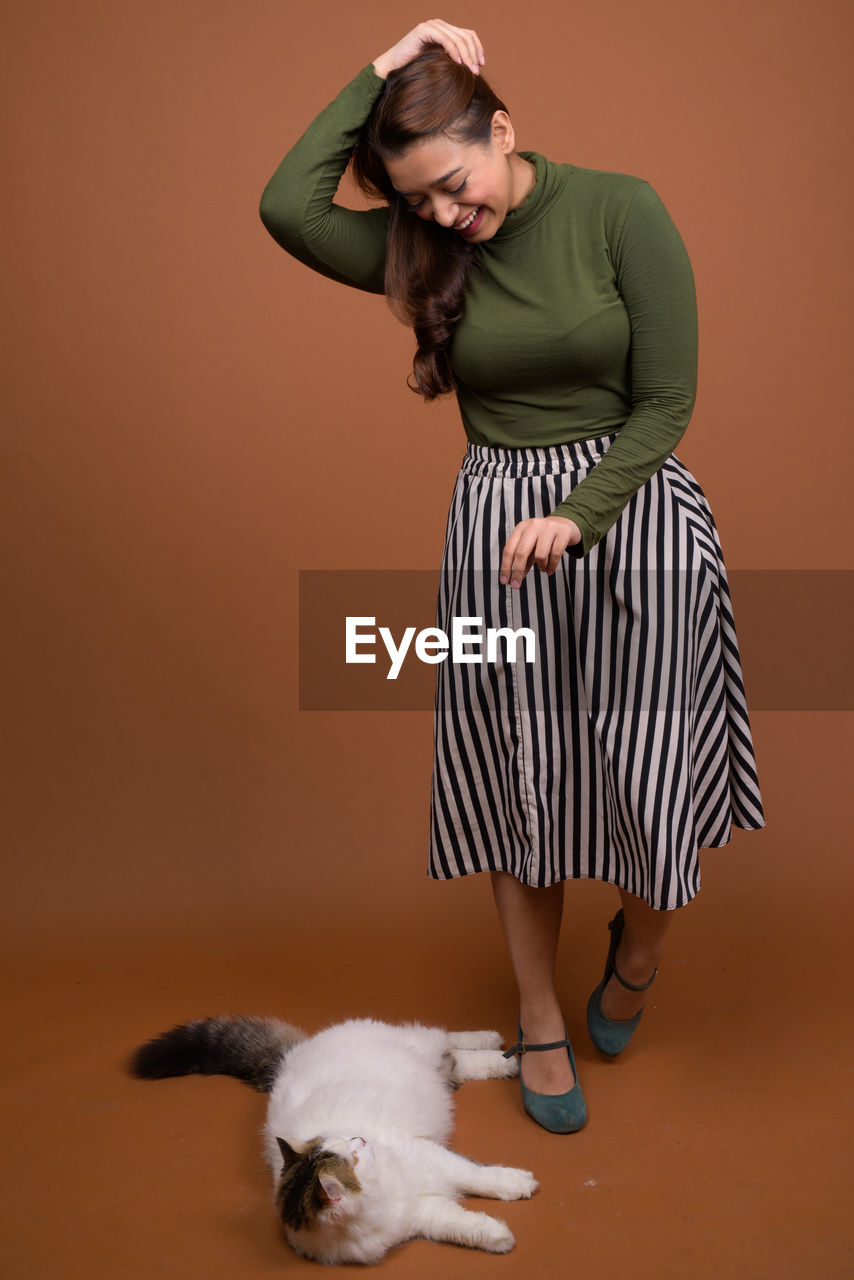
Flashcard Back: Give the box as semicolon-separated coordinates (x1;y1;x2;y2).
275;1134;380;1263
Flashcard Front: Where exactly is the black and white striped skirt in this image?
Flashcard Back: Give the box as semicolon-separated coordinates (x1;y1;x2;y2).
428;435;765;910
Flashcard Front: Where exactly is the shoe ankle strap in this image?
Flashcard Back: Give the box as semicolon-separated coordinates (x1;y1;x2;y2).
503;1036;570;1058
612;957;659;992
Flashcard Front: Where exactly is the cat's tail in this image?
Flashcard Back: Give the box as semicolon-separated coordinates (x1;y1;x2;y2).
130;1016;305;1093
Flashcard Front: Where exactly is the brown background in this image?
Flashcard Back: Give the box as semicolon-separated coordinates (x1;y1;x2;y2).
2;1;852;1277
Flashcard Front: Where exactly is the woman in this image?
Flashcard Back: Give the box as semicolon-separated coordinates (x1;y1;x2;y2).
260;20;764;1134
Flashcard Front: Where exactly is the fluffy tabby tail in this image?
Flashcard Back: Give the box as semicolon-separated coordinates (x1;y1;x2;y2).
130;1015;305;1093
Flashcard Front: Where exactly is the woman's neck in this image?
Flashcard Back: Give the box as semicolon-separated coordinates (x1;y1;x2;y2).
508;152;537;212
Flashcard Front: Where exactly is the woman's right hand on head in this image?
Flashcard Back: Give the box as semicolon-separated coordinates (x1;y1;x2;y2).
373;20;484;80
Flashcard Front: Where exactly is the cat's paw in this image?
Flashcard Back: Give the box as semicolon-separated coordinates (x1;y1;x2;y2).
449;1047;520;1081
490;1167;538;1201
472;1213;515;1253
486;1050;519;1079
451;1030;504;1050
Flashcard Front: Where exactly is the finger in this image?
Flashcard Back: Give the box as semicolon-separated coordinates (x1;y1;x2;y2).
501;522;538;586
546;536;566;575
428;20;484;72
511;548;535;586
544;527;572;573
451;26;485;71
533;532;554;573
546;519;582;572
509;530;538;587
499;526;523;584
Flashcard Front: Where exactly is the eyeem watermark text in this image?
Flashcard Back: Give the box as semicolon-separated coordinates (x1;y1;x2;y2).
346;616;536;680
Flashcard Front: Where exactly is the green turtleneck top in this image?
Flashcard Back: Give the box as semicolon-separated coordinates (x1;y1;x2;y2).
259;64;698;557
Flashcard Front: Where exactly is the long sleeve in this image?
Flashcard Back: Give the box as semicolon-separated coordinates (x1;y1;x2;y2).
259;64;390;294
550;181;698;555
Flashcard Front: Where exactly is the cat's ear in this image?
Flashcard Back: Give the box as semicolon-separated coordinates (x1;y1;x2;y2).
318;1174;345;1205
276;1137;300;1167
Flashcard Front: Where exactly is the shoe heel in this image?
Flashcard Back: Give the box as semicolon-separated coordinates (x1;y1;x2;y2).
586;910;659;1057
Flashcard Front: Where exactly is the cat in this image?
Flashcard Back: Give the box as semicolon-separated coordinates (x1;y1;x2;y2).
130;1015;537;1264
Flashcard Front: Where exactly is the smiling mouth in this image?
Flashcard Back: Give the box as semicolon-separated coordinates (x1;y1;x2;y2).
455;207;482;233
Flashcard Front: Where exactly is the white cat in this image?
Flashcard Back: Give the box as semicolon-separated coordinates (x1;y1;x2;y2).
131;1015;537;1264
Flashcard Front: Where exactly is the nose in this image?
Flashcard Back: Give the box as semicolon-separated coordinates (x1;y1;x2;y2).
426;196;459;228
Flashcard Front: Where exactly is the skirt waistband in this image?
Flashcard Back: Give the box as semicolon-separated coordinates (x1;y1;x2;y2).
461;433;619;479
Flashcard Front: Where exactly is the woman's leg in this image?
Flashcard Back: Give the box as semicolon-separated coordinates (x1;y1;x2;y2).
490;871;575;1094
598;888;674;1020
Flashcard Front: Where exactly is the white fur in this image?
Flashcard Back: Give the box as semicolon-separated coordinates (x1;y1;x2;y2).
263;1018;536;1265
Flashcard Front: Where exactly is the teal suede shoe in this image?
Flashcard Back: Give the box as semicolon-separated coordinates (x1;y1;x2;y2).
503;1024;587;1134
586;909;659;1057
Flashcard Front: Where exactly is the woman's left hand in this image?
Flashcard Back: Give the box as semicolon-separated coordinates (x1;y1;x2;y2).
500;516;582;587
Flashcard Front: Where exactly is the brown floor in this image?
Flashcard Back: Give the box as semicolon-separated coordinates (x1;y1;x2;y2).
2;714;852;1279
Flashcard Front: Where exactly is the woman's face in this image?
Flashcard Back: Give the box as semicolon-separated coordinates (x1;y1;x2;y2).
382;112;532;243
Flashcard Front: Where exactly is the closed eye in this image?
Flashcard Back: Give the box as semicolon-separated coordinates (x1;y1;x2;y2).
403;179;468;214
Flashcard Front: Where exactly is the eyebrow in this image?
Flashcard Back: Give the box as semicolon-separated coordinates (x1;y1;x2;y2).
394;166;464;197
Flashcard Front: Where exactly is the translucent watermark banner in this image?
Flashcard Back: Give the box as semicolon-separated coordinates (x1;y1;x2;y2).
298;569;854;711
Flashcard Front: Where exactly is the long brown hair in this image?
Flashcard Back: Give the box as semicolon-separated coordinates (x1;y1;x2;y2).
351;47;508;400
